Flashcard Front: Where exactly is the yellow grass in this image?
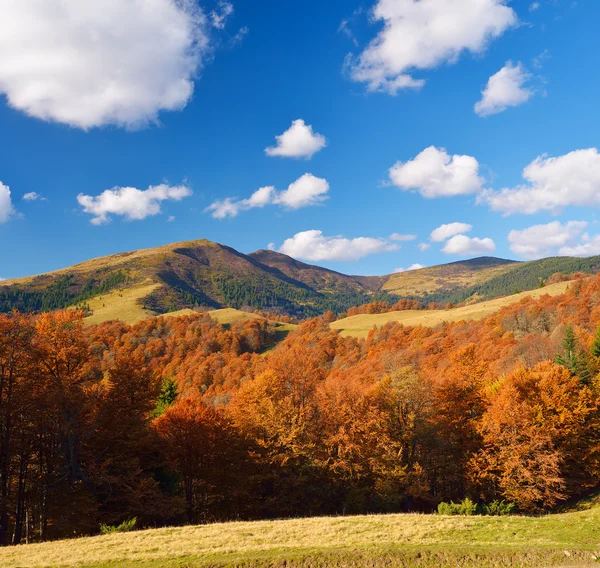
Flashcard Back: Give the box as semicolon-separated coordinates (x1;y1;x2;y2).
2;239;218;285
382;262;515;295
332;281;572;338
1;506;599;568
83;283;159;325
206;308;265;326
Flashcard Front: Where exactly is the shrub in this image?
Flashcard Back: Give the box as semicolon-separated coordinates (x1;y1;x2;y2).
100;517;137;534
437;498;477;516
480;500;516;516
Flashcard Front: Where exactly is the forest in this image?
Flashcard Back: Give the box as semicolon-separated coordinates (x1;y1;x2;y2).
2;274;600;545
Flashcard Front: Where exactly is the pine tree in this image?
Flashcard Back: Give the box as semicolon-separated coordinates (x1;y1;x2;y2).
591;325;600;359
152;378;178;417
555;324;591;384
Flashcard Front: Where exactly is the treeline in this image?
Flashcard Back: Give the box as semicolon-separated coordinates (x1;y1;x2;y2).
0;270;130;314
3;276;600;545
414;256;600;306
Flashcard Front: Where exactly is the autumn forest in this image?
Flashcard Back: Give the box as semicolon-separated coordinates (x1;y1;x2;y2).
2;274;600;546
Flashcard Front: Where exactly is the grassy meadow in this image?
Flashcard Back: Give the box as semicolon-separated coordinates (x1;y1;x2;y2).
332;280;572;338
2;503;600;567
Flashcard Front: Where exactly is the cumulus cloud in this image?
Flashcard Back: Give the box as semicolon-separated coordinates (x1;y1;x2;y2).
475;61;534;117
559;235;600;258
430;222;473;242
265;119;327;159
441;234;496;255
0;0;211;129
0;182;15;223
418;243;431;252
393;263;425;273
348;0;517;94
278;230;398;262
508;221;588;259
78;183;192;225
389;233;417;241
23;192;41;201
389;146;484;198
206;174;329;219
480;148;600;215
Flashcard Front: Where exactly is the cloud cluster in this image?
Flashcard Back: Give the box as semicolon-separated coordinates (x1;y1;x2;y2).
441;234;496;255
481;148;600;215
23;192;41;201
0;182;15;223
389;146;484;198
508;221;591;259
430;222;473;242
77;183;192;225
206;174;329;219
475;61;534;117
0;0;210;129
393;264;425;273
349;0;517;94
278;230;398;262
428;221;495;256
265;120;327;159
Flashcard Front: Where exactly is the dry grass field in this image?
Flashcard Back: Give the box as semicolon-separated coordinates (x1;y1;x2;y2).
332;281;573;338
82;283;160;325
1;502;600;568
382;260;516;296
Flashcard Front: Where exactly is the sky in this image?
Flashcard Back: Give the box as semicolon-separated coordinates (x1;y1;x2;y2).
1;0;600;279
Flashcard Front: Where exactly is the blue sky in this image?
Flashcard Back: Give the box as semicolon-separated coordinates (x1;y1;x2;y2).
1;0;600;279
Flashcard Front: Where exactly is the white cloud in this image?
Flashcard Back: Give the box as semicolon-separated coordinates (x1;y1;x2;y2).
474;61;534;117
559;235;600;258
206;186;275;219
23;192;40;201
389;233;417;241
0;0;210;129
393;263;425;273
278;230;398;262
211;1;233;30
206;174;329;219
508;221;588;259
441;234;496;255
265;119;327;159
167;216;176;223
430;222;473;242
529;2;540;12
418;242;431;252
480;148;600;215
348;0;517;94
0;182;15;223
274;174;329;208
78;183;192;225
389;146;484;198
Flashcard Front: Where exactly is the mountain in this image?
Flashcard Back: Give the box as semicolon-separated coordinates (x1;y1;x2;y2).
2;238;600;321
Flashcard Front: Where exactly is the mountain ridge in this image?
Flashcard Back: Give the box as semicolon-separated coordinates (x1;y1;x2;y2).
2;237;599;320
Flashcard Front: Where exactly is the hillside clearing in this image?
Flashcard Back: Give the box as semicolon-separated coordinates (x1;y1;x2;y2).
1;506;600;568
332;281;573;338
382;258;516;296
83;283;159;325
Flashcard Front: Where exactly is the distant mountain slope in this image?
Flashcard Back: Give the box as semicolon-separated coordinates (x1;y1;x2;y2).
2;238;600;322
0;240;384;318
382;257;518;296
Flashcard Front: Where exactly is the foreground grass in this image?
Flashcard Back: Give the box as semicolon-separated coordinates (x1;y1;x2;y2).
2;505;600;568
332;281;572;338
